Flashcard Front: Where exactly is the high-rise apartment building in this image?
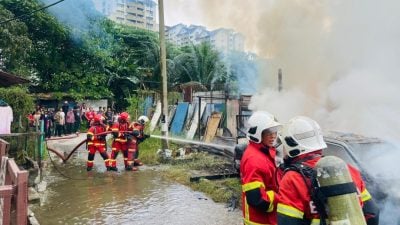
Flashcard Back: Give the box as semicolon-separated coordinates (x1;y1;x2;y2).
93;0;158;31
210;28;245;54
166;24;245;54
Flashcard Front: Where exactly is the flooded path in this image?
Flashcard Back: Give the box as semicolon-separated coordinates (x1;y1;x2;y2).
31;135;242;225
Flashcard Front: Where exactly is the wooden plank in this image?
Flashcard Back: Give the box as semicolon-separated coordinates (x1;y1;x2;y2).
190;173;239;182
186;102;207;140
0;157;6;186
203;113;222;143
0;139;9;159
170;102;189;135
0;186;12;225
6;159;19;182
184;104;194;131
16;170;28;225
226;99;239;137
167;105;177;126
149;101;162;132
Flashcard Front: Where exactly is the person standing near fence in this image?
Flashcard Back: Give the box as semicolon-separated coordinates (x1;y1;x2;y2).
66;108;75;135
54;108;65;137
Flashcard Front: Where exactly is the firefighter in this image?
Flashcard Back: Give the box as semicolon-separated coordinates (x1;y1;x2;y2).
109;112;131;171
277;116;379;225
240;111;282;225
86;114;110;171
128;115;150;168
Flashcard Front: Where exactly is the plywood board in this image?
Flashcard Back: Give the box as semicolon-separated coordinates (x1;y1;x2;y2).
150;101;161;132
186;102;207;140
170;102;189;135
203;113;222;143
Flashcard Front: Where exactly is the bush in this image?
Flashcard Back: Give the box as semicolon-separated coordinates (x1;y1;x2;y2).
0;86;35;132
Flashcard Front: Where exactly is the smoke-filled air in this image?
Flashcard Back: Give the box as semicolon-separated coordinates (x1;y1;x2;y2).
168;0;400;141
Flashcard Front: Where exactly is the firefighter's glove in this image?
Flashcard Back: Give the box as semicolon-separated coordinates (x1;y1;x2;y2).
87;134;93;141
112;132;118;138
97;135;106;141
126;134;133;141
132;130;140;137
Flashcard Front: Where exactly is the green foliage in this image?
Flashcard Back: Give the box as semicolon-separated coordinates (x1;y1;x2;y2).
0;1;239;110
171;43;227;90
0;86;34;131
0;5;32;74
126;95;145;119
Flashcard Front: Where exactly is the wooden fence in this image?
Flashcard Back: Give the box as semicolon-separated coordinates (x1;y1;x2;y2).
0;138;28;225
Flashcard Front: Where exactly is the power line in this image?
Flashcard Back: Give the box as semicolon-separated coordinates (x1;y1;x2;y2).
0;0;66;25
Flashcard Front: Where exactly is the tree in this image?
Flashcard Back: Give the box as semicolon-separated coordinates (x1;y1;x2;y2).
0;5;32;74
172;43;226;90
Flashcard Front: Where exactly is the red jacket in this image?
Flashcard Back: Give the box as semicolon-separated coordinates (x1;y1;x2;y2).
110;121;130;143
277;151;372;224
87;124;107;146
240;142;280;225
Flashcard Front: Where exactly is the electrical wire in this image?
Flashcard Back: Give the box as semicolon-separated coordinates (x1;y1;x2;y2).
0;0;66;25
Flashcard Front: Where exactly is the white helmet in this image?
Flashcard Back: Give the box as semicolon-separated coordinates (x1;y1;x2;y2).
138;115;149;124
246;111;282;144
280;116;327;158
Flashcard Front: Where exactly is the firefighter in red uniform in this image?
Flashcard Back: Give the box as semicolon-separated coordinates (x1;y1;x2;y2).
240;111;282;225
128;115;150;168
277;116;379;225
86;114;110;171
109;112;132;171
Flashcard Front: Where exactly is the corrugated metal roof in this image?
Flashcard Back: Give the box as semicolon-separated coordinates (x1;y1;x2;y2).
0;70;30;87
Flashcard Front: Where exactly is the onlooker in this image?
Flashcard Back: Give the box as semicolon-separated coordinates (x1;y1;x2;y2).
80;102;88;120
54;108;65;137
73;105;81;133
62;101;69;116
43;109;53;138
97;106;104;115
66;108;75;134
33;110;41;130
105;107;114;125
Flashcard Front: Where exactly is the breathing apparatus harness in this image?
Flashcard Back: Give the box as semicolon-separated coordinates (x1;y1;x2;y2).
280;154;328;225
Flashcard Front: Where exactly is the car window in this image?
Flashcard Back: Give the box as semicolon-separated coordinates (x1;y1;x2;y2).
323;143;358;169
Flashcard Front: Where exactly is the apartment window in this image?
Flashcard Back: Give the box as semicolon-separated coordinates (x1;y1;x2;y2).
137;7;144;11
116;17;124;21
128;12;137;16
146;17;153;21
127;19;137;23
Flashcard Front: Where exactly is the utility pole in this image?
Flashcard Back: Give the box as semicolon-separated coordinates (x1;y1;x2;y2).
278;68;283;92
158;0;169;150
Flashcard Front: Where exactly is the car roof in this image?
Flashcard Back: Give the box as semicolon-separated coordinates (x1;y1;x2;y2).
324;131;382;145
